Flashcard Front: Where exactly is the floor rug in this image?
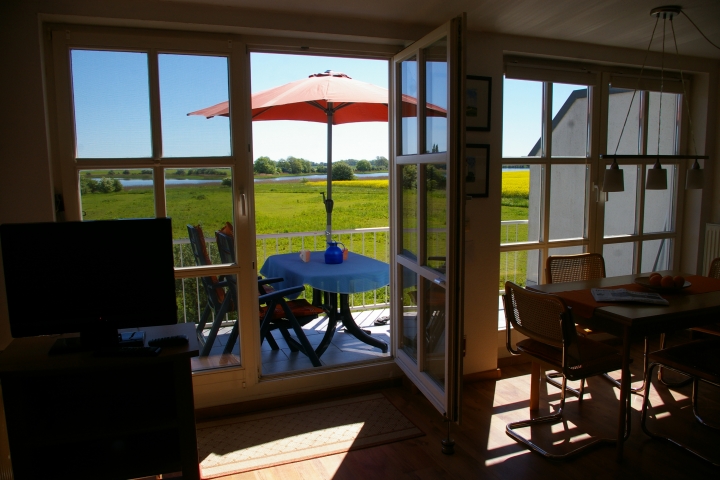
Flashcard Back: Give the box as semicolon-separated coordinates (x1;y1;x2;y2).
196;393;424;478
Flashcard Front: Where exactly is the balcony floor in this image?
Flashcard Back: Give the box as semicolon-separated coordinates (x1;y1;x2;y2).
190;307;391;374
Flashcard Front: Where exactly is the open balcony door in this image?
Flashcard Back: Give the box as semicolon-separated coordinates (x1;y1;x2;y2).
390;15;466;423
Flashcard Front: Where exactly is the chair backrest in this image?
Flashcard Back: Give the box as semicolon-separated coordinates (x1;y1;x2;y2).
215;230;235;264
503;281;575;350
187;224;226;306
187;224;212;267
709;257;720;279
546;253;606;284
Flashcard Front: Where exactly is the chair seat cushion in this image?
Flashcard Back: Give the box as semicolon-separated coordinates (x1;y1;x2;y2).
649;339;720;384
259;299;325;321
517;336;624;381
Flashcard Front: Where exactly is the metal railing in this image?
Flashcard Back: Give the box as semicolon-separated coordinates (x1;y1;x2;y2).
173;227;391;325
499;220;529;293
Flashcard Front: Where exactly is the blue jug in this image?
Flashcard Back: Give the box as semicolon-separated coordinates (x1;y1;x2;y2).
324;241;345;264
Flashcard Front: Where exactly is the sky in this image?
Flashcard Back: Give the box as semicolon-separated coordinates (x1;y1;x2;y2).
70;49;580;162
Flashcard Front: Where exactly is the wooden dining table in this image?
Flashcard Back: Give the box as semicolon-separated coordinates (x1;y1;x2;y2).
529;271;720;461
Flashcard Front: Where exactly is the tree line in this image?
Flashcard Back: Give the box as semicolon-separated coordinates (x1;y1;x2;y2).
253;155;389;178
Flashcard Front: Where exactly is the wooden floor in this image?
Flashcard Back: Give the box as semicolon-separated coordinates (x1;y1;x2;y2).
176;332;717;480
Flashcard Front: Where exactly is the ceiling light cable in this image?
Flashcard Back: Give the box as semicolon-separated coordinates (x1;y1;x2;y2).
681;11;720;50
611;14;660;157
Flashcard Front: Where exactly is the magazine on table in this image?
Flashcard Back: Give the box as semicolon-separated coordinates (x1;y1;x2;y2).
591;288;669;305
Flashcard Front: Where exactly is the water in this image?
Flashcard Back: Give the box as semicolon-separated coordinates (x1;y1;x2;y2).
116;178;221;187
106;171;389;187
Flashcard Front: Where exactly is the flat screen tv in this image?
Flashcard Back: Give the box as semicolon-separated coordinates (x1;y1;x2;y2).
0;218;178;352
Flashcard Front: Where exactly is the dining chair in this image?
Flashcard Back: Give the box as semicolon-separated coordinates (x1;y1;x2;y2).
545;253;607;397
215;229;325;366
546;253;606;285
640;339;720;466
546;253;651;395
503;281;628;459
658;256;720;387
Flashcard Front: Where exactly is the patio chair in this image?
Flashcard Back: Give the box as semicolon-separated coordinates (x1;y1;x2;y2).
503;281;628;459
215;229;325;366
187;224;236;356
640;339;720;466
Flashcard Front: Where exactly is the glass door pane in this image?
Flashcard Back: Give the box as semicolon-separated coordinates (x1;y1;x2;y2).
79;169;155;220
425;163;447;272
400;56;418;156
159;54;231;157
424;39;447;154
71;50;152;158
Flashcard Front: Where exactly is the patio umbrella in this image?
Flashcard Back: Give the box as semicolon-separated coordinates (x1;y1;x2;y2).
188;70;446;242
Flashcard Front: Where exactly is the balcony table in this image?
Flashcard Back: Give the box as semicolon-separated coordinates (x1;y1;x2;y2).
528;272;720;462
260;252;390;357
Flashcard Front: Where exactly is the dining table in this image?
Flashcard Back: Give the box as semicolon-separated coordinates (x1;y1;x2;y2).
259;251;390;359
528;271;720;461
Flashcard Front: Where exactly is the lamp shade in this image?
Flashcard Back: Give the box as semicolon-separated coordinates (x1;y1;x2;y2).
686;159;704;189
602;159;624;192
646;160;667;190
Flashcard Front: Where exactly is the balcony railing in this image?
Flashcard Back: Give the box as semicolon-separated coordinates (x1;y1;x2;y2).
173;227;391;325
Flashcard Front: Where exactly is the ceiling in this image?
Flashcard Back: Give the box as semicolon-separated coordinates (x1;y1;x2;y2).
168;0;720;59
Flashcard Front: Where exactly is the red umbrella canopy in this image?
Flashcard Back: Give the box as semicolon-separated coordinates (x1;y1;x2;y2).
187;70;445;123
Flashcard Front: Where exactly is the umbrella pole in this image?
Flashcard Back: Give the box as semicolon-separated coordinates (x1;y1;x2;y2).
325;103;334;244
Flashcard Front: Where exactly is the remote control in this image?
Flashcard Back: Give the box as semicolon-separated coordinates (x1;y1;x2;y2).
148;334;189;347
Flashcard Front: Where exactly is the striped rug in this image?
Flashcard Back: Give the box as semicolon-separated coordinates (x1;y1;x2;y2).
196;393;424;478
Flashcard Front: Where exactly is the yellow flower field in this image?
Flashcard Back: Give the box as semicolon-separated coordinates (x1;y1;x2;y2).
307;179;388;188
502;171;530;197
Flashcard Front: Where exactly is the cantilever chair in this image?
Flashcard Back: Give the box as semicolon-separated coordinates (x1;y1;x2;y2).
640;339;720;466
547;253;651;395
545;253;608;398
658;256;720;387
215;229;325;367
187;224;236;356
503;281;629;459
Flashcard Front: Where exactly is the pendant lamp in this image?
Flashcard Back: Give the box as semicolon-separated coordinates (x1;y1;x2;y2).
601;6;712;195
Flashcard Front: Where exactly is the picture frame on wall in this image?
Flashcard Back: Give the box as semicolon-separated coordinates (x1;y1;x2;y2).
466;144;489;198
466;75;491;131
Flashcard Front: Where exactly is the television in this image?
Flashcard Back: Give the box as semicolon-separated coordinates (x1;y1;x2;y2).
0;218;178;352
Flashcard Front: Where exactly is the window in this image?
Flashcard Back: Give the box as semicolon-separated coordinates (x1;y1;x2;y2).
53;30;246;370
603;89;682;274
499;59;687;328
500;78;591;298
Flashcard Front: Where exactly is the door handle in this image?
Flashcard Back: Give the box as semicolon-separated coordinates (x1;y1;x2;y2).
239;193;247;217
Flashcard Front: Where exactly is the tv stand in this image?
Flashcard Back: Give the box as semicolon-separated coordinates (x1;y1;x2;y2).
0;323;200;480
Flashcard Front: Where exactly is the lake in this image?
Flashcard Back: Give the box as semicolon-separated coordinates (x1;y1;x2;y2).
109;171;389;187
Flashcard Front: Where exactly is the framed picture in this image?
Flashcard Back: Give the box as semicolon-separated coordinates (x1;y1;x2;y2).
466;144;489;198
466;75;491;131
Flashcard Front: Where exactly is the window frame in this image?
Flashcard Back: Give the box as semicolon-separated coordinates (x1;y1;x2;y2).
500;78;595;292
